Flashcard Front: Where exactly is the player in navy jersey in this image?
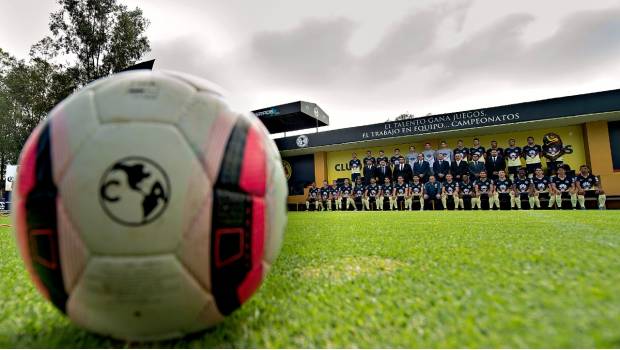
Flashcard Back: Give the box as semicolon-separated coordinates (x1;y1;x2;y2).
531;167;553;209
393;175;409;211
349;153;362;182
376;150;389;168
408;175;424;211
453;139;469;162
353;177;365;210
339;178;355;210
318;180;331;211
473;170;494;209
364;177;382;210
329;180;340;211
382;177;395;210
363;150;376;167
493;170;512;209
575;165;607;209
523;136;543;176
458;174;475;210
390;148;402;167
512;168;533;209
441;173;460;210
470;138;486;162
504;138;522;180
550;166;577;209
305;182;320;211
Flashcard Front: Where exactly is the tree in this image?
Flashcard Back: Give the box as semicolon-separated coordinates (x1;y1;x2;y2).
35;0;150;87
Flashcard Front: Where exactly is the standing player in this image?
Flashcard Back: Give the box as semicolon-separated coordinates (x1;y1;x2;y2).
305;182;320;211
473;170;494;210
349;152;362;182
493;170;512;209
329;180;340;211
391;148;402;167
504;138;522;181
340;178;355;210
376;150;389;168
393;175;409;211
364;177;382;210
575;165;607;209
458;174;475;210
407;146;418;168
423;175;442;210
470;138;486;163
550;166;577;209
383;177;395;210
441;173;460;210
319;180;331;211
437;141;453;164
409;175;424;211
422;142;436;168
363;150;375;167
523;136;543;177
530;167;553;209
512;168;533;209
453;139;470;162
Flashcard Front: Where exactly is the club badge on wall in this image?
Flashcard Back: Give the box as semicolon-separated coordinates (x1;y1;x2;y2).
542;132;573;161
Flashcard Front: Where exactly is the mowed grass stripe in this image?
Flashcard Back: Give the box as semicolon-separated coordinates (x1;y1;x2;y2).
1;211;619;348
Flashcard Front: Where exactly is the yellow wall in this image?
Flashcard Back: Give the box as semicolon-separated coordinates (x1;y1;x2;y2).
584;121;620;196
325;125;587;182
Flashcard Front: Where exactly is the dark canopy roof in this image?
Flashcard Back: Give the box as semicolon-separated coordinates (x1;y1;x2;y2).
252;101;329;133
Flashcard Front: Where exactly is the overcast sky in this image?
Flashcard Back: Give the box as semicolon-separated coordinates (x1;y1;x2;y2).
2;0;620;131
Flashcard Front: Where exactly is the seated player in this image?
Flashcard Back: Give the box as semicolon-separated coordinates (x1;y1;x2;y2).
441;173;460;210
305;182;320;211
329;180;340;211
339;178;355;210
512;168;533;209
318;180;331;211
473;170;494;210
393;175;409;211
458;174;475;210
409;175;424;211
575;165;607;210
423;175;442;210
550;165;577;209
364;177;382;211
382;177;395;210
530;167;553;209
353;177;365;210
493;170;512;210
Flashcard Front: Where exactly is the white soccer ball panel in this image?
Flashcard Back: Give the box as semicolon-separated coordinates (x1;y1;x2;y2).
161;70;226;96
59;123;210;255
93;71;196;125
67;255;217;341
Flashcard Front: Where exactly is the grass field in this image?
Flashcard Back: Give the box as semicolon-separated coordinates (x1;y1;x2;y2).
1;211;620;348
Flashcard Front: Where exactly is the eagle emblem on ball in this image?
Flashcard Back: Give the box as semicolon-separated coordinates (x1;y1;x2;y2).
542;132;573;161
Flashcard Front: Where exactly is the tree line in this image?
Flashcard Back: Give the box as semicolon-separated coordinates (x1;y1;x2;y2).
0;0;151;197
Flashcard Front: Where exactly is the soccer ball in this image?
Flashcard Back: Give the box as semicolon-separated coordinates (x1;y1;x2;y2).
12;70;288;341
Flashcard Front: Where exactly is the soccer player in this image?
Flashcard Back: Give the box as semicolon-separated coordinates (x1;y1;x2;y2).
423;175;442;210
530;167;553;209
393;175;409;211
523;136;543;177
353;177;365;210
441;173;460;210
453;139;469;162
575;165;607;209
305;182;320;211
458;174;475;210
485;140;504;159
422;142;436;168
390;148;402;167
469;153;485;179
349;152;362;182
470;138;486;162
433;153;451;183
512;168;533;209
437;140;453;164
383;177;395;210
363;150;375;166
550;165;577;209
376;150;389;168
339;178;355;210
329;180;340;211
473;170;494;209
409;175;424;211
364;177;382;210
407;145;418;167
451;153;469;181
493;170;512;209
319;180;331;211
504;138;523;181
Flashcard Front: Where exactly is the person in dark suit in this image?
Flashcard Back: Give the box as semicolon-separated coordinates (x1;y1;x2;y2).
393;156;413;183
451;153;469;181
413;153;431;182
363;159;376;185
485;149;506;180
469;153;485;179
375;159;392;183
432;153;451;183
